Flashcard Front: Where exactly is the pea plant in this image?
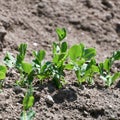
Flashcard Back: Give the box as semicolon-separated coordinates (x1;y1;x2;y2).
20;85;35;120
0;65;7;89
66;43;99;85
98;50;120;87
4;44;35;87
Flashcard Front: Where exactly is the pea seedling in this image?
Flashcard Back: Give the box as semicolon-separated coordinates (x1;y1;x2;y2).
0;65;7;88
20;85;35;120
98;50;120;87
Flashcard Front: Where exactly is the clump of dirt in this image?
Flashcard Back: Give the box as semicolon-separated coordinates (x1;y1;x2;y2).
0;0;120;119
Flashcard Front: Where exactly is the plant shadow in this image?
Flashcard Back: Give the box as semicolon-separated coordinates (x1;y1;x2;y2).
52;88;77;104
34;80;77;104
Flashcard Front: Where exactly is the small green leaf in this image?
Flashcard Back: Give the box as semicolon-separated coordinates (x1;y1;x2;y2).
4;52;16;68
111;72;120;83
65;63;74;70
52;76;63;89
20;110;35;120
33;50;45;62
56;28;66;41
79;43;85;57
22;62;32;74
98;63;104;75
0;71;6;80
52;43;60;63
23;93;34;110
91;65;99;73
61;42;67;52
83;48;96;60
103;59;112;73
69;45;82;61
19;44;27;56
0;65;7;73
16;44;27;66
27;71;34;85
112;50;120;61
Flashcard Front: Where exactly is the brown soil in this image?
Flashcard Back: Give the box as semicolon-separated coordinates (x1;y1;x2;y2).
0;0;120;119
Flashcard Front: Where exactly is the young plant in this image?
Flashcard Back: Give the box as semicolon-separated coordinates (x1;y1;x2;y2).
36;28;68;88
20;86;35;120
51;28;68;88
16;61;34;86
98;50;120;87
16;43;27;71
67;43;99;85
0;65;7;88
4;43;27;69
4;44;34;86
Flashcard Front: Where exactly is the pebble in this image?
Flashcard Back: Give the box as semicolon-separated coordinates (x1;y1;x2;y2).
13;86;23;94
83;110;89;116
45;95;54;105
102;0;113;8
33;42;38;47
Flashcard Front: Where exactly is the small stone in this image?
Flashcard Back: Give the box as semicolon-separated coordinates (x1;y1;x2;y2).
45;95;54;105
33;42;38;47
108;104;113;109
83;110;88;117
13;86;23;94
102;0;113;8
37;2;45;9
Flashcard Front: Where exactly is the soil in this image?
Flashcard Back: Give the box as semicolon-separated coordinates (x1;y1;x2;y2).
0;0;120;119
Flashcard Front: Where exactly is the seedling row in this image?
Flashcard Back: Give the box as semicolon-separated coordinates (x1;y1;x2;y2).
0;28;120;119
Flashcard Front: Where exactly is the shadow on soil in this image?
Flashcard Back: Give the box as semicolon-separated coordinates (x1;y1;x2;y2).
52;88;77;104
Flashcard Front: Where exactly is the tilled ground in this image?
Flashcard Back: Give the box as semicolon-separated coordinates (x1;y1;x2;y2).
0;0;120;119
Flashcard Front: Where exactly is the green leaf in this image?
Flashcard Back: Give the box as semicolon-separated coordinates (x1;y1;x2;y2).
23;95;34;110
112;50;120;61
52;42;60;63
98;63;104;75
91;65;99;73
76;58;85;66
22;62;32;74
23;91;34;111
83;48;96;60
111;72;120;83
69;45;82;61
16;44;27;66
19;44;27;56
103;59;111;72
26;71;34;85
20;110;35;120
33;50;45;62
61;42;67;53
3;52;16;68
0;65;7;73
0;71;6;80
65;63;74;70
56;28;66;41
79;43;85;57
52;76;64;89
